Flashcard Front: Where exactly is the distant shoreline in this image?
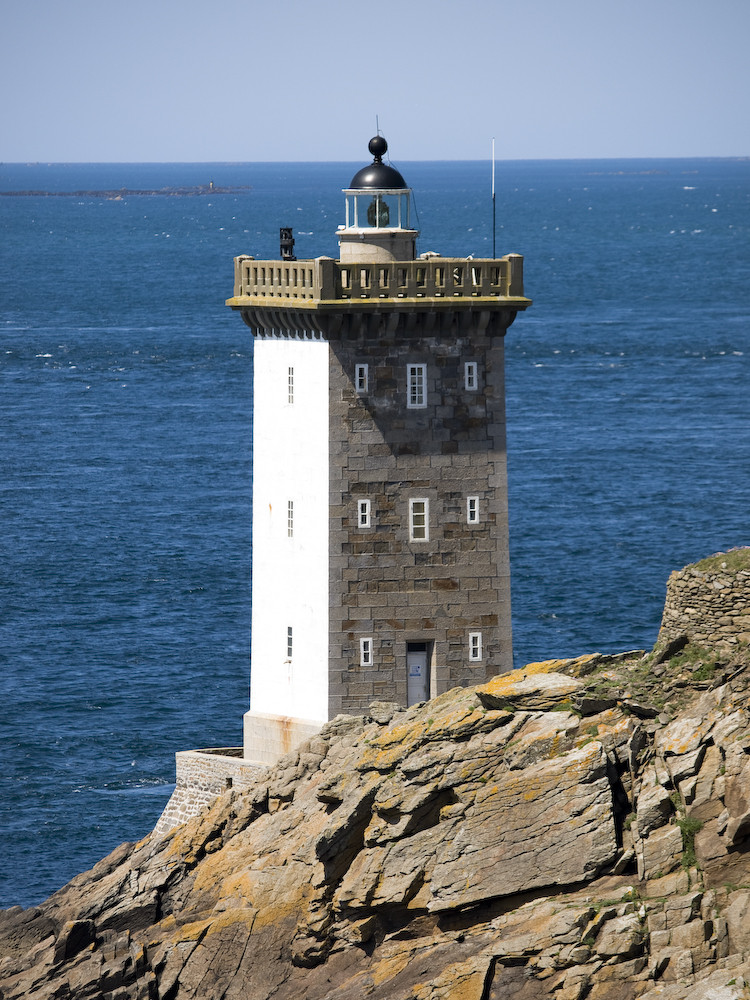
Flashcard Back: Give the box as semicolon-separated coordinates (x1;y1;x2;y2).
0;185;251;198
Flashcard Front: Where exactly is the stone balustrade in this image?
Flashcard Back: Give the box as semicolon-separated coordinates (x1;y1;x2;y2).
229;254;526;307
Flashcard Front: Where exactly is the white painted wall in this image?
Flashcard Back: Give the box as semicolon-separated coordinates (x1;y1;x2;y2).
250;338;329;723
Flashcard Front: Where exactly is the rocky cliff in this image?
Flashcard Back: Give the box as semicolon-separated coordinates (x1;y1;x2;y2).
3;554;750;1000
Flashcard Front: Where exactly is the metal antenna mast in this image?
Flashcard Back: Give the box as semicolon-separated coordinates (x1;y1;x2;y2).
491;137;496;258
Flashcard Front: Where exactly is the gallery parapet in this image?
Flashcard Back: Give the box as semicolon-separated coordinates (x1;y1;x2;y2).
226;253;531;312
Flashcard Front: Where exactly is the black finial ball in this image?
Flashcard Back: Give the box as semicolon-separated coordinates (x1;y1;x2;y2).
369;135;388;160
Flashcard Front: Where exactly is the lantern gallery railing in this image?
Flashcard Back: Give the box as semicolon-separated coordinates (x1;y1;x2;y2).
229;254;527;307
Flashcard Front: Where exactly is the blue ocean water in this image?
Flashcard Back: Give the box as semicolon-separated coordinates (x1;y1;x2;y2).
1;157;748;909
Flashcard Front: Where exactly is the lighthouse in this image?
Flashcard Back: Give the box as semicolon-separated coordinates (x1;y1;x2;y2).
227;137;531;765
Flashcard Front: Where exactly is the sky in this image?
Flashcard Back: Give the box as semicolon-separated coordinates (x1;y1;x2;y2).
2;0;749;162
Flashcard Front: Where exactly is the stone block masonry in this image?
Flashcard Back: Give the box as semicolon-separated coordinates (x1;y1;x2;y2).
154;748;265;837
658;548;750;648
327;310;513;715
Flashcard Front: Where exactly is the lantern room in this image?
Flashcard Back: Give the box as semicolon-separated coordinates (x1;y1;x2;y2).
338;135;419;264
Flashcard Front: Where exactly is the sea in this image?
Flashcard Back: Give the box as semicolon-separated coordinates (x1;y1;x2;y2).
1;157;748;910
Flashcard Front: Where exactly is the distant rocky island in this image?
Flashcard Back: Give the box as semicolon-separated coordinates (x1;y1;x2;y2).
0;184;250;198
2;550;750;999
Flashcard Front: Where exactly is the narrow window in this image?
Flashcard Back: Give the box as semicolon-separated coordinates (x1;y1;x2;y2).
355;363;369;394
469;632;483;661
467;496;479;524
287;626;293;660
287;366;294;404
358;499;371;528
409;498;429;541
407;364;427;409
360;637;373;667
287;500;294;537
465;361;478;392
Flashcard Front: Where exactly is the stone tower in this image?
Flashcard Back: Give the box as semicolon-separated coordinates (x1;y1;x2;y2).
227;137;531;764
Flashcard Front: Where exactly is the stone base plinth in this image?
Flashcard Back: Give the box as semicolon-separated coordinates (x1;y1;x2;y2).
243;710;324;765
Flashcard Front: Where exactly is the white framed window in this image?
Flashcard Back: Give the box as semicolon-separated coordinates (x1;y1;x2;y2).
465;361;479;391
287;500;294;537
407;363;427;409
287;366;294;404
358;498;371;528
355;363;369;394
467;496;479;524
287;626;293;660
469;632;483;661
360;637;373;667
409;498;429;541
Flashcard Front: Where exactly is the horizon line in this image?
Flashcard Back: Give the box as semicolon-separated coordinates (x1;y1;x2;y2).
3;154;749;167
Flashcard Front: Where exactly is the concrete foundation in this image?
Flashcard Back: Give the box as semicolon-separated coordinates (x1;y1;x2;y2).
243;710;325;765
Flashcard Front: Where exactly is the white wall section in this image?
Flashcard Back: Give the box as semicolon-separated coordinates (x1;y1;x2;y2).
250;338;329;723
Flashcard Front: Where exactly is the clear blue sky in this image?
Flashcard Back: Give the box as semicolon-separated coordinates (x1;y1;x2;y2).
2;0;748;162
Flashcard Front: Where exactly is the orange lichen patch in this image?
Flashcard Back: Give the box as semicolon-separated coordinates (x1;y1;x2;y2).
151;914;177;938
485;742;603;806
172;916;215;942
370;949;417;986
546;731;568;757
585;708;620;728
518;655;599;676
357;695;502;771
215;870;260;901
659;711;721;756
412;954;492;999
251;891;311;931
202;909;257;937
575;713;633;750
476;671;583;710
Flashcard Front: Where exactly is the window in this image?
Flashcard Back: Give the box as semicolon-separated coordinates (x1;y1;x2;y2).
287;366;294;404
409;498;429;541
407;364;427;409
287;500;294;537
360;637;373;667
467;496;479;524
355;363;369;394
465;361;478;391
287;626;293;660
469;632;483;661
358;499;371;528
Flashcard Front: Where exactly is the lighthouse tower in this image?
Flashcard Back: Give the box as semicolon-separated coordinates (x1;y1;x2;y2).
227;137;531;764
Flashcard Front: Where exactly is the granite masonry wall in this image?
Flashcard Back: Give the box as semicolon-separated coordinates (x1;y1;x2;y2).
327;308;514;716
658;551;750;648
154;749;265;838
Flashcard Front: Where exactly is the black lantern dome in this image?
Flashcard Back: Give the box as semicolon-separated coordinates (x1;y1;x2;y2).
339;135;417;261
348;136;407;190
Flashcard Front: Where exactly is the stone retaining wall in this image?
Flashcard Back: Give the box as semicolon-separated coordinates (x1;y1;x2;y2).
154;748;266;838
658;550;750;648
